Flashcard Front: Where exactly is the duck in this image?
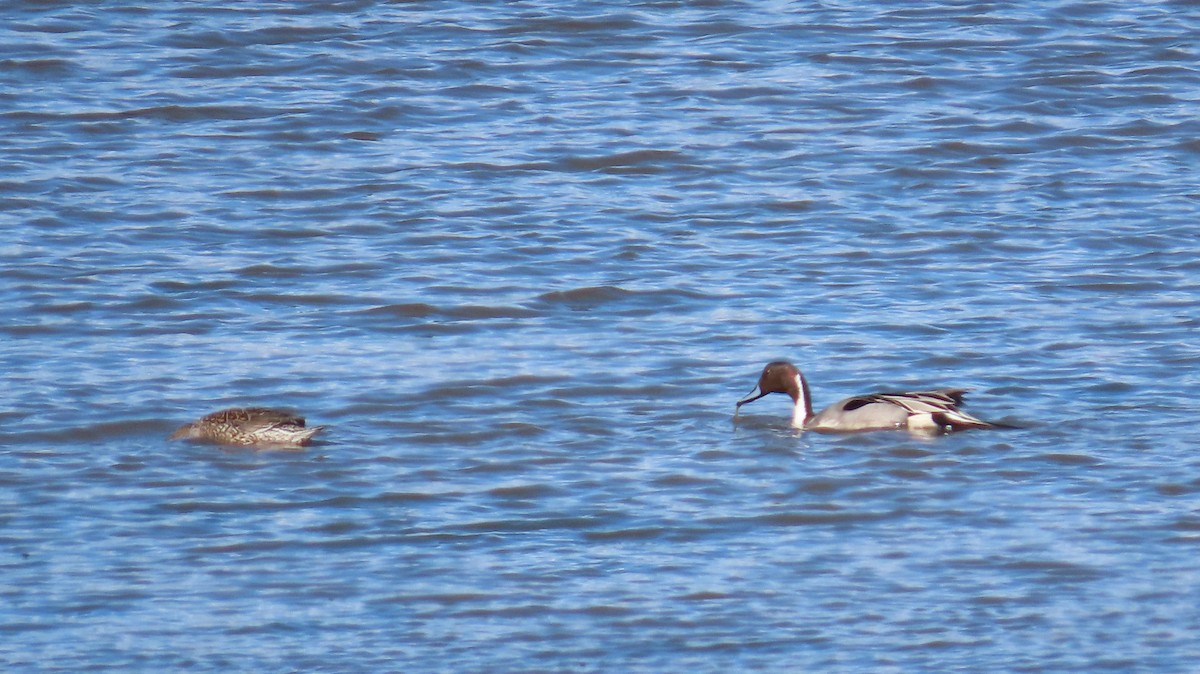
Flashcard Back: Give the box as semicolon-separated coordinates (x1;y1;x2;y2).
169;407;327;448
735;361;1004;433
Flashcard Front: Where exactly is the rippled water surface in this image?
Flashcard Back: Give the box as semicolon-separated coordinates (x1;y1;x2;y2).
4;2;1200;672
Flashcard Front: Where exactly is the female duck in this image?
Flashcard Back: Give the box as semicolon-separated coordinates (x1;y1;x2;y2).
736;361;1003;433
169;407;327;448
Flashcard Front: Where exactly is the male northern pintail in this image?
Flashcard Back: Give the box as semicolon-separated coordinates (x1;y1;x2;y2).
169;407;327;448
736;361;1006;433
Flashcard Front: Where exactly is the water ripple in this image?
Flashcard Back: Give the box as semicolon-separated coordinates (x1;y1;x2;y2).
3;1;1200;672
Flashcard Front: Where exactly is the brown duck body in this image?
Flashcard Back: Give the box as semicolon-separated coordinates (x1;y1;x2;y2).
169;408;326;447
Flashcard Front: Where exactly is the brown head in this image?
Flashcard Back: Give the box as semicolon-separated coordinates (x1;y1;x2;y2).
168;422;201;441
735;361;814;423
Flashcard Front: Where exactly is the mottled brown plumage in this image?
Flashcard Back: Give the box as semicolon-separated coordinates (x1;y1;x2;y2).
169;407;326;448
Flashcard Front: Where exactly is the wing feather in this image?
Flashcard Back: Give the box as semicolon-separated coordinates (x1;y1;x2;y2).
201;408;306;429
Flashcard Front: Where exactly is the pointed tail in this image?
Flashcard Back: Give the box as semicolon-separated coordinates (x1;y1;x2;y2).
933;411;1020;432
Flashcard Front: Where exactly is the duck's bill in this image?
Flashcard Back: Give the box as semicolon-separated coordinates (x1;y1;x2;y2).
736;385;767;411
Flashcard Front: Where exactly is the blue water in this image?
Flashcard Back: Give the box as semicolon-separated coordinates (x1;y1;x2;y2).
3;2;1200;672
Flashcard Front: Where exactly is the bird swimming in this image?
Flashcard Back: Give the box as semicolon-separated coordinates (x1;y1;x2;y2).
169;407;327;448
735;361;1005;433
